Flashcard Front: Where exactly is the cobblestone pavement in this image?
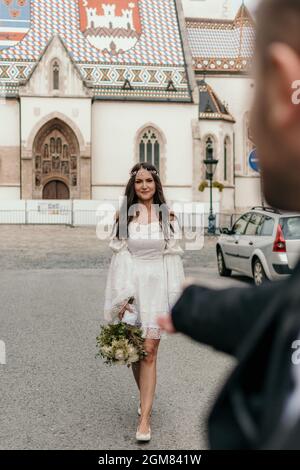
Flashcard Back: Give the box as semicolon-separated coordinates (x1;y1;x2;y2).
0;225;251;450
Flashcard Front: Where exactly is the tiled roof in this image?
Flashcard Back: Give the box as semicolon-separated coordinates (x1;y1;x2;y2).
186;4;255;73
0;0;191;101
198;79;235;122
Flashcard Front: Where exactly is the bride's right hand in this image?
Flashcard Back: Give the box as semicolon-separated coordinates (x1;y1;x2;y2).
118;301;134;320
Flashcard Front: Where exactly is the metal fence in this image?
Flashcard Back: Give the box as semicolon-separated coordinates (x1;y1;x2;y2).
217;212;241;229
0;200;97;226
0;207;242;229
0;209;96;226
0;210;26;225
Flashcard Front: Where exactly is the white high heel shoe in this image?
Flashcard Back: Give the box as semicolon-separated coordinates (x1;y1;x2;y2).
136;426;151;442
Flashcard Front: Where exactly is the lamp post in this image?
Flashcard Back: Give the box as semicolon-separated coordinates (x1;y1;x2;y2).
203;157;219;235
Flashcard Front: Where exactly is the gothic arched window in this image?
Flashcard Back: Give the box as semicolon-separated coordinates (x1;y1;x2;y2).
244;112;255;174
50;137;55;154
56;137;62;155
205;136;214;160
224;136;231;182
205;136;216;179
53;61;60;90
139;128;161;170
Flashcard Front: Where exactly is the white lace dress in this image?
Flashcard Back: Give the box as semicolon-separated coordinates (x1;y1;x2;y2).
103;218;185;339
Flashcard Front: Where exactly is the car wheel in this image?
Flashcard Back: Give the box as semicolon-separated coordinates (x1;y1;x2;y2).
253;259;267;286
217;248;232;277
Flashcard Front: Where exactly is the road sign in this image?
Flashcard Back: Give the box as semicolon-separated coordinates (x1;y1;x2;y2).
248;148;260;173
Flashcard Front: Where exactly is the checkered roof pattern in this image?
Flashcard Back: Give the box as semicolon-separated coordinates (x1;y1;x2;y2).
186;15;255;73
0;0;191;100
0;0;185;65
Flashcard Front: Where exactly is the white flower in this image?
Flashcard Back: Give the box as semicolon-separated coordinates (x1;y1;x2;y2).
101;345;112;355
115;349;125;361
128;353;139;364
128;345;136;355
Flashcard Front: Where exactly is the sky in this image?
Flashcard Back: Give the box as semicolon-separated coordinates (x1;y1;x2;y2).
232;0;261;14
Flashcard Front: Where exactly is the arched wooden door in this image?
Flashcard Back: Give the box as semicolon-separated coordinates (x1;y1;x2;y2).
43;180;70;200
33;118;79;199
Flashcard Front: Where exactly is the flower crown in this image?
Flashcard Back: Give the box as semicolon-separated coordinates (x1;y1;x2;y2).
130;168;159;177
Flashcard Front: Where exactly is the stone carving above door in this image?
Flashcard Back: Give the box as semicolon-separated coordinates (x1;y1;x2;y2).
32;118;80;199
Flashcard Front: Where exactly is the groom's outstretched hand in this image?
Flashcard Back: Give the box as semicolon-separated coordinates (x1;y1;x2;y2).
156;312;176;333
157;277;198;334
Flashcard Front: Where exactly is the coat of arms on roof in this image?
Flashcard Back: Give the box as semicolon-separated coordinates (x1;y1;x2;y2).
78;0;142;55
0;0;31;51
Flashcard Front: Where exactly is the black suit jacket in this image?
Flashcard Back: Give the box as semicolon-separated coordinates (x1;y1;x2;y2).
171;261;300;449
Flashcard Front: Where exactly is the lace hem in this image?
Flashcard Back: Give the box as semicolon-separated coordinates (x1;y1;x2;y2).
142;327;162;339
136;322;167;340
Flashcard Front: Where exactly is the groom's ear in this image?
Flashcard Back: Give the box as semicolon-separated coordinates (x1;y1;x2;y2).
265;42;300;130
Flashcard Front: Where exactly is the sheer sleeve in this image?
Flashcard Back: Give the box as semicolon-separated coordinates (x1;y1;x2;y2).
163;216;185;310
103;220;136;322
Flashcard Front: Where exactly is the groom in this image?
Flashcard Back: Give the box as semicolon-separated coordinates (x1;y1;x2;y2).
158;0;300;449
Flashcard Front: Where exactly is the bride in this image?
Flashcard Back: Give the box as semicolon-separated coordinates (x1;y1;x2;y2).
103;162;185;442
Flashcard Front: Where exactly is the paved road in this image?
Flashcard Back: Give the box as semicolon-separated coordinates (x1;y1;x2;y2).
0;226;252;450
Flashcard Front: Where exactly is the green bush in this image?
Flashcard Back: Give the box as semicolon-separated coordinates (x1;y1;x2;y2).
198;180;224;192
198;181;208;192
212;181;225;192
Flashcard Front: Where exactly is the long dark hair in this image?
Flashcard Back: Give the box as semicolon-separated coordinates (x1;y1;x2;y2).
115;162;175;240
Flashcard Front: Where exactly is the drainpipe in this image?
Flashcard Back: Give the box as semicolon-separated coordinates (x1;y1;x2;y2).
71;198;74;226
19;97;22;200
233;131;236;212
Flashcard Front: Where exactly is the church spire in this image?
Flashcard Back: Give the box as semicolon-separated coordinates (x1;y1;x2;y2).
234;1;254;65
234;1;254;26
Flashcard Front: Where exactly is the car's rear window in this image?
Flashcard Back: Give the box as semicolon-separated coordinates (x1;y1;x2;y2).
280;217;300;240
259;216;275;236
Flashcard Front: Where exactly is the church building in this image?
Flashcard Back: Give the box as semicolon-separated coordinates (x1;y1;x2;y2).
0;0;260;215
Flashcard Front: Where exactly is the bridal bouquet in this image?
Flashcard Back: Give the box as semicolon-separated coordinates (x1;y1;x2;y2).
97;297;147;367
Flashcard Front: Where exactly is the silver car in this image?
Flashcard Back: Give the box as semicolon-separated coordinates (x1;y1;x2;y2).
216;207;300;286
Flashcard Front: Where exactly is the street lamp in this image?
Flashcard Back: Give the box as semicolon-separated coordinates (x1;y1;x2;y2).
203;157;219;234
